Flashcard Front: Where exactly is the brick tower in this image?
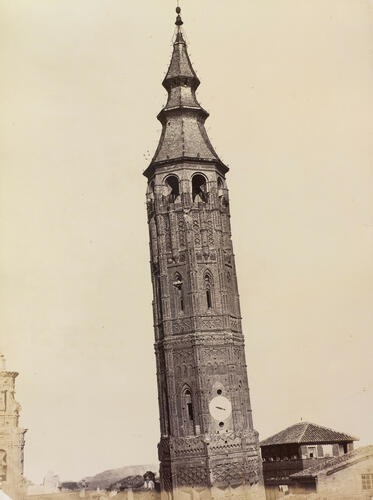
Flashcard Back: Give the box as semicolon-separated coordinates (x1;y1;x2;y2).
0;354;26;499
144;8;264;500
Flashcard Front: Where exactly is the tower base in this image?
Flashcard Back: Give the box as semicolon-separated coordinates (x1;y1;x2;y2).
160;484;266;500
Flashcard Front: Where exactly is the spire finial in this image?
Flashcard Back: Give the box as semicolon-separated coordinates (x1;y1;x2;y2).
175;5;183;26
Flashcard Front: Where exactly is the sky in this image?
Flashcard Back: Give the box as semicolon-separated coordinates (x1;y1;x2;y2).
1;0;373;485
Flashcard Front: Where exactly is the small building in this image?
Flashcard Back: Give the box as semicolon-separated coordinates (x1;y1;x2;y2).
290;445;373;499
260;421;358;499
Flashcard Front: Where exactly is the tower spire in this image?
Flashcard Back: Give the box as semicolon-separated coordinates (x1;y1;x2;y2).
143;5;227;178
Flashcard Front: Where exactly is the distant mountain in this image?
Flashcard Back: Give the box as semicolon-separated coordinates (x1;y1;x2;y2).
82;464;158;490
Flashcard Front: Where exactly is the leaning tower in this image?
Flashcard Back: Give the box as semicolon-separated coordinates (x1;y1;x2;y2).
143;8;265;500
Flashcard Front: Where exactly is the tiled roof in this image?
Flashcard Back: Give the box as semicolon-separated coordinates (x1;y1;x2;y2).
290;445;373;479
163;31;199;88
260;422;358;447
145;22;226;174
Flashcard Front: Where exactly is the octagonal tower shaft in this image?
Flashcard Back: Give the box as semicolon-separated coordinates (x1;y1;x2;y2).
144;12;264;500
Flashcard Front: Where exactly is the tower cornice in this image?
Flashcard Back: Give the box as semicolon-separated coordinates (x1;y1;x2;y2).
143;157;228;179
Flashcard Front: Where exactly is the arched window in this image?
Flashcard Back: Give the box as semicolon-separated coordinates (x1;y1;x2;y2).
173;273;184;313
181;387;195;437
204;273;213;310
164;175;180;203
192;174;207;203
184;389;194;421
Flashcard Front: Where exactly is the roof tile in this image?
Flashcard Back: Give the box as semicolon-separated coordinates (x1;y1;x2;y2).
260;422;358;447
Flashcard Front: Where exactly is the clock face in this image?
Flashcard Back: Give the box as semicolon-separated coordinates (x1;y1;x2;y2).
209;395;232;421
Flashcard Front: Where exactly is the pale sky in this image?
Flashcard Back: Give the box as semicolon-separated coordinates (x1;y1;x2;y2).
1;0;373;485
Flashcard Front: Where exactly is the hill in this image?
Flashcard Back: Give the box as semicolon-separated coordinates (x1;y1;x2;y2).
82;464;158;490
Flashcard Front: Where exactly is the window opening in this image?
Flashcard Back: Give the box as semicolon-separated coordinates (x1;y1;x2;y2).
173;273;184;313
165;176;180;203
205;274;212;309
362;474;373;490
278;485;289;494
206;289;212;309
307;446;316;458
192;174;207;203
323;444;333;457
187;403;194;421
183;389;194;428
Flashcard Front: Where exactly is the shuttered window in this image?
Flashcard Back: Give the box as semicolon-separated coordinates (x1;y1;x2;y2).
362;474;373;490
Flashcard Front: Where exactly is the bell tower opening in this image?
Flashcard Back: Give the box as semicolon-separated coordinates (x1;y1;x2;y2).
192;174;207;203
165;175;180;202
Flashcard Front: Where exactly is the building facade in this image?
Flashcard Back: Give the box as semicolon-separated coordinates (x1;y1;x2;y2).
260;422;357;500
144;8;264;500
0;354;26;499
289;445;373;499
